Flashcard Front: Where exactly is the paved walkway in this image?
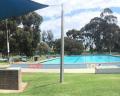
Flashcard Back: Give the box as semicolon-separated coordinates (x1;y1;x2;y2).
20;68;95;73
0;65;10;68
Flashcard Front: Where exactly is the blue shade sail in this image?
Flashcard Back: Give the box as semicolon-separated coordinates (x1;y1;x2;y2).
0;0;48;19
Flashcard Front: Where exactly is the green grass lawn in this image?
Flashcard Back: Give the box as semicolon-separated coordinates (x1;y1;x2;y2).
0;73;120;96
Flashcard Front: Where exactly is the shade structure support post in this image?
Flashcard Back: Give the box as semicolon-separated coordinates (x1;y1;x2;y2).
60;4;64;83
6;19;10;63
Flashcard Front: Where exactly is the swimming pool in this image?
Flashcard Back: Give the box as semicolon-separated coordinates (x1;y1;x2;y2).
10;55;120;69
42;55;120;64
41;55;120;69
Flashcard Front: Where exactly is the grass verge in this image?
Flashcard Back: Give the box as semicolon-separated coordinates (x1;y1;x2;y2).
0;73;120;96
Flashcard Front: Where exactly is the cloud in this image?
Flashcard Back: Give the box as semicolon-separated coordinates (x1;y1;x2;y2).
41;11;100;38
33;0;120;17
32;0;120;38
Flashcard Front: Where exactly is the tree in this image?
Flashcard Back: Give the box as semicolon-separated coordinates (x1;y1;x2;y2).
47;30;54;42
81;17;107;52
100;8;118;53
12;28;33;56
42;31;47;42
42;30;54;48
0;18;19;54
0;12;43;56
66;29;83;41
36;42;50;55
100;8;113;18
21;12;43;52
80;8;120;53
103;24;120;53
54;37;84;55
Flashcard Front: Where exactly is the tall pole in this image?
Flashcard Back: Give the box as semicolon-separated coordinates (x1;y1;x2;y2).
60;4;64;83
6;19;10;62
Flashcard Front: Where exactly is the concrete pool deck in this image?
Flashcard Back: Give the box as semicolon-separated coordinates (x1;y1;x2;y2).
1;62;120;74
20;68;95;73
0;65;120;74
11;67;120;74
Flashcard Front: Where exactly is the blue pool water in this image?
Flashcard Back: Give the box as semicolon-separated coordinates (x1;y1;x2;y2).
42;55;120;64
10;55;120;69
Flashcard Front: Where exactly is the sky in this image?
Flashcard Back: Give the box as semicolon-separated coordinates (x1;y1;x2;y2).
32;0;120;39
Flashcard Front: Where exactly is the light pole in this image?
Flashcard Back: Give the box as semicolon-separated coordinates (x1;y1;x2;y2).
49;4;64;83
6;20;13;63
6;19;10;62
60;4;64;83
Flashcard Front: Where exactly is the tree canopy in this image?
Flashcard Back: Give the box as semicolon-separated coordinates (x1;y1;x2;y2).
54;37;84;55
81;8;120;53
0;12;43;56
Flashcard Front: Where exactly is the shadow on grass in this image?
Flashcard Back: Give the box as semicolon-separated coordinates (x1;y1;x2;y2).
24;81;59;93
33;82;58;88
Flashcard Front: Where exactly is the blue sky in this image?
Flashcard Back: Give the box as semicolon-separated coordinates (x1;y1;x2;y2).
33;0;120;38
